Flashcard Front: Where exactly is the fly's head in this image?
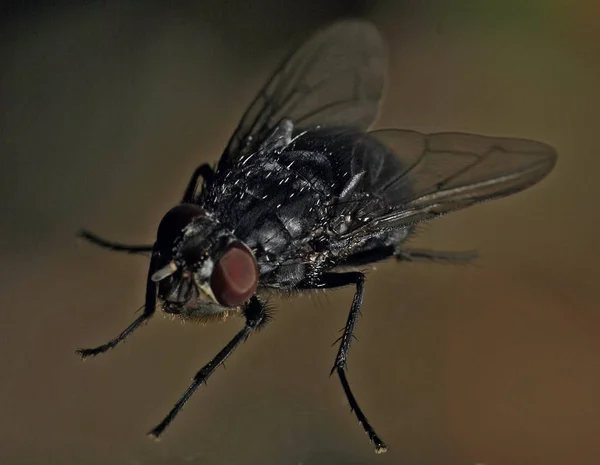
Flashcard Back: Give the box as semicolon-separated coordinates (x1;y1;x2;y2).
152;204;258;313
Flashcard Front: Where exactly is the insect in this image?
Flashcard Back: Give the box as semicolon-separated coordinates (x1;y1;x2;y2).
76;20;557;453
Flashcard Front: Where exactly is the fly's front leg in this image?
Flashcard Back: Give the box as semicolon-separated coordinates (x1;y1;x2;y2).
78;164;216;253
76;248;159;357
299;272;387;454
148;295;269;439
182;163;215;202
78;230;154;255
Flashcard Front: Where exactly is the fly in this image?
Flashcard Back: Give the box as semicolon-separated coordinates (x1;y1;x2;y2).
76;20;557;454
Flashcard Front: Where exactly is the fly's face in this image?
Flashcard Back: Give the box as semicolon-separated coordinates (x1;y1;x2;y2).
152;204;259;312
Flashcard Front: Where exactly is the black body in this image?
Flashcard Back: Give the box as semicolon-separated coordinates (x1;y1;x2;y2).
199;123;412;290
76;20;556;454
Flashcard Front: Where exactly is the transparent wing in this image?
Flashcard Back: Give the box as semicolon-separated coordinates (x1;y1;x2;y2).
342;129;557;239
218;20;386;172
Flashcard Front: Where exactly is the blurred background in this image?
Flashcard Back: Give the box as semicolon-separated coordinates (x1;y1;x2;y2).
1;1;599;464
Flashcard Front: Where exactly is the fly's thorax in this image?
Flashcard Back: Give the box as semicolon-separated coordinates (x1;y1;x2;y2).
152;204;259;312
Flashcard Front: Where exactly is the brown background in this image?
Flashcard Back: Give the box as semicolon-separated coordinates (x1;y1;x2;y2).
1;1;599;464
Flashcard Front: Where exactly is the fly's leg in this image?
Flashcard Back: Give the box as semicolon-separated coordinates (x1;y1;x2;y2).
300;272;387;454
79;164;215;252
76;249;158;358
78;164;216;253
182;163;215;202
396;248;478;264
78;230;154;255
341;245;478;268
340;245;396;267
148;295;268;439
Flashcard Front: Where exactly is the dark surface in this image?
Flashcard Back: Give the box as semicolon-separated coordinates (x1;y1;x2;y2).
1;1;599;464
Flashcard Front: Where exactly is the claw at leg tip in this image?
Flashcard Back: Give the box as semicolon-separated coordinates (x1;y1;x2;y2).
375;445;388;454
147;431;161;442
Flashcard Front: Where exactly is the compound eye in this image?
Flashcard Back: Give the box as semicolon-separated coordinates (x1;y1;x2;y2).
210;244;258;307
156;204;204;247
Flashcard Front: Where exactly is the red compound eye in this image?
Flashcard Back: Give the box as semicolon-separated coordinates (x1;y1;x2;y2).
210;244;258;307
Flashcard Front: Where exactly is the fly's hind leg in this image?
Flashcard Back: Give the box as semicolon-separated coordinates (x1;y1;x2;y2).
395;248;478;264
341;244;478;268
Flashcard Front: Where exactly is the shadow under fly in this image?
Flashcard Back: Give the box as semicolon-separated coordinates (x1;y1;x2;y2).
76;20;557;453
